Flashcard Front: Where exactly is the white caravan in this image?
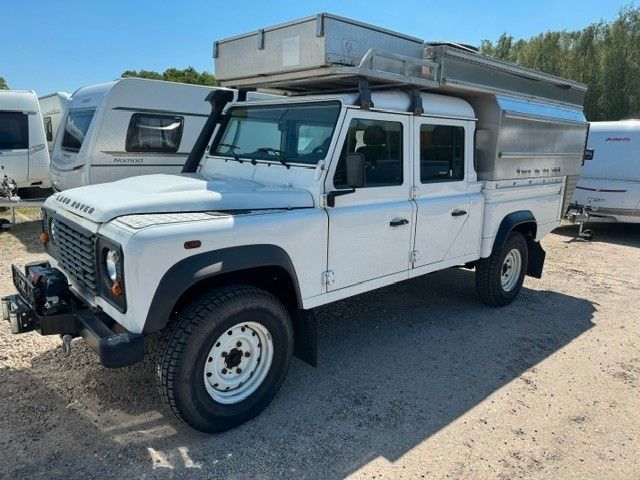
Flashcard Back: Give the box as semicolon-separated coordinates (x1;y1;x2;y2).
0;90;50;192
570;120;640;223
38;92;70;154
50;78;226;191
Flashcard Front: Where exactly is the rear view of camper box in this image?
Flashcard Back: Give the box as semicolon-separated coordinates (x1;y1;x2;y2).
214;13;588;211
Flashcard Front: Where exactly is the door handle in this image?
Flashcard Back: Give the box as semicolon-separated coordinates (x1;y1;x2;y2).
451;209;467;217
390;218;409;227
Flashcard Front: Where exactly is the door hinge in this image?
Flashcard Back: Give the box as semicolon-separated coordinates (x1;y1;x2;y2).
321;270;335;287
410;250;419;265
320;194;328;208
409;186;419;199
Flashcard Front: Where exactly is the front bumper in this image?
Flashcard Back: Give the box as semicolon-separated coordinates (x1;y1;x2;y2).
2;262;144;368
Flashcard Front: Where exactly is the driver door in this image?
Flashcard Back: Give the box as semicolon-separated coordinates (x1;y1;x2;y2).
325;109;413;291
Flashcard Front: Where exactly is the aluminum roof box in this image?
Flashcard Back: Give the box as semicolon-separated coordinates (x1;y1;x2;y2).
214;14;587;108
213;13;430;91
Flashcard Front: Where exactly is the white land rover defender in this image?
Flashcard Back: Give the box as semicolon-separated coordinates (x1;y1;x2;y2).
3;14;588;432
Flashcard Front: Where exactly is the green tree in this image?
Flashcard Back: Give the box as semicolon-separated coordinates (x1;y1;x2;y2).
121;66;217;86
480;5;640;120
0;77;8;89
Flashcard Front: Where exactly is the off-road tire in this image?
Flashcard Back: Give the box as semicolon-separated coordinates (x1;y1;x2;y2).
475;232;528;306
157;285;294;432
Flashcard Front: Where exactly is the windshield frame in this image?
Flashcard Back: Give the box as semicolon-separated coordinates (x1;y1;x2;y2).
209;100;343;168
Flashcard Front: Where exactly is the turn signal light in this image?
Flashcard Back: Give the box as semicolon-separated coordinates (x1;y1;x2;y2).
39;232;49;244
111;280;123;297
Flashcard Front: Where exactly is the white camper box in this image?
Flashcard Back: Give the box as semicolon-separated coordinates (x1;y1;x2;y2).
38;92;70;154
50;78;236;191
0;90;51;191
570;120;640;223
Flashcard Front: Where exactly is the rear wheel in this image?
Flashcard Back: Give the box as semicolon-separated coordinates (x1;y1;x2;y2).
157;285;294;432
475;232;528;306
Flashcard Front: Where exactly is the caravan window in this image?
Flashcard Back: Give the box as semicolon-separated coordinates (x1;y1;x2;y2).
44;116;53;142
0;112;29;150
126;113;184;153
62;109;95;152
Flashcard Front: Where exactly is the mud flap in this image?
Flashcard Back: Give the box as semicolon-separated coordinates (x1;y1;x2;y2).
526;240;546;278
292;309;317;367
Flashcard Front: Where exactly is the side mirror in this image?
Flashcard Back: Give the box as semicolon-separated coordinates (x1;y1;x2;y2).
345;153;365;188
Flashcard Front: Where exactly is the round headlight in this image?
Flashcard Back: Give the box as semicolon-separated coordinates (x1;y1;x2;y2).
105;250;118;282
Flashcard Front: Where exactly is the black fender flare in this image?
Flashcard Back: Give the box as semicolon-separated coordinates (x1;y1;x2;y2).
491;210;545;279
143;244;302;333
491;210;537;254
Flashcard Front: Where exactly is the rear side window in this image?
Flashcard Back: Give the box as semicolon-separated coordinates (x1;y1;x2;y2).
44;116;53;141
126;113;184;153
420;124;465;182
62;109;95;152
0;112;29;149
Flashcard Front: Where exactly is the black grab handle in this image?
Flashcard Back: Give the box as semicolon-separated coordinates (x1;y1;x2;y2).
390;218;409;227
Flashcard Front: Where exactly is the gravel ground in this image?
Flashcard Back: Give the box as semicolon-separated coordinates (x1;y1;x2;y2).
0;215;639;480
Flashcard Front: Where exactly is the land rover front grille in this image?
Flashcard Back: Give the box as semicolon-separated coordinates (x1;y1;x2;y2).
51;217;98;295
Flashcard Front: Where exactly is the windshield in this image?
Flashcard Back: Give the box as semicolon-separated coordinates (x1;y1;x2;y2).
61;108;95;152
211;101;341;165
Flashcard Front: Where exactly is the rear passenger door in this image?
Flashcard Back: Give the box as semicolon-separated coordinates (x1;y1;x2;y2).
412;118;471;267
326;110;413;290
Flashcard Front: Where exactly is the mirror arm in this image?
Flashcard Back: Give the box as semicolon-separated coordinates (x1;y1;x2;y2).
325;188;356;207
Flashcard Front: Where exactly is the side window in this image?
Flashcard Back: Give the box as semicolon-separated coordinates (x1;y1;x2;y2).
420;124;464;182
44;116;53;142
334;118;403;188
125;113;184;153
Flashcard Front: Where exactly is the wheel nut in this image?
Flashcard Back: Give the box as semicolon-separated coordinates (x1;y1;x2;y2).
221;351;227;357
222;368;227;374
236;341;242;348
236;368;242;374
244;352;250;358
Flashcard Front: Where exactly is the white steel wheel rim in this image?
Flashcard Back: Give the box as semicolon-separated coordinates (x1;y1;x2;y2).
203;321;274;405
501;248;522;292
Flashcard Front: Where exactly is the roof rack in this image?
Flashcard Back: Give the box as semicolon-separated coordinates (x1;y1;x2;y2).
214;13;586;108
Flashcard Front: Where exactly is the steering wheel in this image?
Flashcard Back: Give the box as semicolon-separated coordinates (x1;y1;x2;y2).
311;144;327;156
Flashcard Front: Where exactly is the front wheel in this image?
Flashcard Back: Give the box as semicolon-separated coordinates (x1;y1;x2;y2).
475;232;528;306
157;286;294;432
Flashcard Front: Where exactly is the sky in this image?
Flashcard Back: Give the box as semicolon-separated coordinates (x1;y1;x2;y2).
0;0;635;94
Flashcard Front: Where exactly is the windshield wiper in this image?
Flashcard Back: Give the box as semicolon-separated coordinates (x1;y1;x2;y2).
256;147;290;168
217;143;256;165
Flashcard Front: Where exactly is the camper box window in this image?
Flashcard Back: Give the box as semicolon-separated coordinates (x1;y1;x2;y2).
126;113;184;153
0;112;29;150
